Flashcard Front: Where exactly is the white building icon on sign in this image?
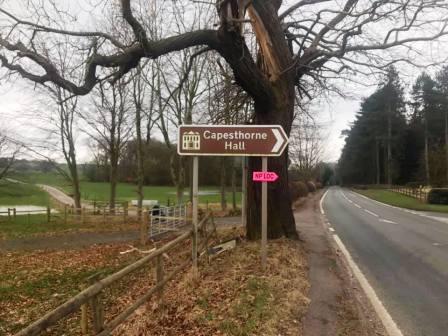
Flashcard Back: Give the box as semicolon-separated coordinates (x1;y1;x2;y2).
182;131;201;150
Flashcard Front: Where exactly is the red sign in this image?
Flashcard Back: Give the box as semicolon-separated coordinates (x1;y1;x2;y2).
178;125;288;157
252;172;279;182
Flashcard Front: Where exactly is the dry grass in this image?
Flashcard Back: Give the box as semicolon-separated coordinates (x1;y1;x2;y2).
118;230;310;336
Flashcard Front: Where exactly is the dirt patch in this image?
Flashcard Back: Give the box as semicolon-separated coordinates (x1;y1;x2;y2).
296;190;386;336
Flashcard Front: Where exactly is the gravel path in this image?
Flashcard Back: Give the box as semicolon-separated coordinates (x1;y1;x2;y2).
37;184;75;206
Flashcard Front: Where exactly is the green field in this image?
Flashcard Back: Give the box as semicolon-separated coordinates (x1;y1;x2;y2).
0;180;49;206
355;189;448;213
8;172;241;205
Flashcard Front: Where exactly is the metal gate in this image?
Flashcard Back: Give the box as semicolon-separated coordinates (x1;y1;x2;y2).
148;204;189;237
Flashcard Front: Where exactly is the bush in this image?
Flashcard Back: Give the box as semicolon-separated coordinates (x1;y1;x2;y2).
297;181;309;198
307;181;316;192
315;182;323;189
428;188;448;205
289;181;309;201
289;182;301;201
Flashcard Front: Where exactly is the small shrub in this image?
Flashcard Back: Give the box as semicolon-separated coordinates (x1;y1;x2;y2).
428;188;448;205
315;182;323;189
289;182;309;200
296;181;309;198
306;181;316;192
289;182;301;201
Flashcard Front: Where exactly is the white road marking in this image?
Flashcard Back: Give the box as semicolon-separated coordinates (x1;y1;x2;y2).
333;235;404;336
379;219;397;224
329;227;335;232
433;242;441;246
320;189;329;215
364;209;379;217
354;203;362;209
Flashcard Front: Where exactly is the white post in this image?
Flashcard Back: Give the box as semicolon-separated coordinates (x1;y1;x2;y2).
192;156;199;273
242;157;247;228
261;156;268;270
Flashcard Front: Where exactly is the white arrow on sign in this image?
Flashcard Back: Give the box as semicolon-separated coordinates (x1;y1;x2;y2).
271;128;287;153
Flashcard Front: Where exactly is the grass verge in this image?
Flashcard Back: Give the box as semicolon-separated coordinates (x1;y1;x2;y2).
355;189;448;213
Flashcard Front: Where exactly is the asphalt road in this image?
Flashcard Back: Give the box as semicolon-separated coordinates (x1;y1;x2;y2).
322;187;448;336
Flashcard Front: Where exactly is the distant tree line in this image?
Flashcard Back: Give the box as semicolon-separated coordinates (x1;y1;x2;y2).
339;66;448;187
82;138;242;187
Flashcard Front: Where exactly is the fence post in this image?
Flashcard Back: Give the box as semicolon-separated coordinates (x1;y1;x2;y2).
80;282;88;334
13;208;16;220
156;254;164;308
103;207;106;226
7;208;10;222
141;210;148;246
47;206;51;223
64;205;68;225
86;273;104;333
81;207;86;225
123;202;128;225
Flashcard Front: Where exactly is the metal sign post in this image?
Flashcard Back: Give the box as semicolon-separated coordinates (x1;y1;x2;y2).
192;156;198;274
261;157;268;269
242;157;247;228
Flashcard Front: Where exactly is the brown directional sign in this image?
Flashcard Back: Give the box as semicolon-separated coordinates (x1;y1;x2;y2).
178;125;289;157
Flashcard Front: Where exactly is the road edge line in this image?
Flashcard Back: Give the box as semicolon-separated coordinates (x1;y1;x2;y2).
320;189;404;336
319;189;329;215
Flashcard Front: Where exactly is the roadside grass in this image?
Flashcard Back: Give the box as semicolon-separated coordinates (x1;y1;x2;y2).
9;171;242;205
0;180;49;206
0;213;139;239
355;189;448;213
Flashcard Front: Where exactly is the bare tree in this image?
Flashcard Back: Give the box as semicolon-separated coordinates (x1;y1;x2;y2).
1;0;448;239
0;131;21;180
289;115;324;181
80;80;133;211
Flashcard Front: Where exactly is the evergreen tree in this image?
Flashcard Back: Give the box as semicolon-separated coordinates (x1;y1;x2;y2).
339;67;406;185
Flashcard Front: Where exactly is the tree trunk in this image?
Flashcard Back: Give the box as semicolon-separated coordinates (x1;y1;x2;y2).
70;163;82;210
231;161;237;211
170;153;185;205
425;114;430;185
247;89;297;240
445;111;448;185
220;157;227;211
110;154;118;214
376;139;380;185
387;106;392;186
136;106;144;219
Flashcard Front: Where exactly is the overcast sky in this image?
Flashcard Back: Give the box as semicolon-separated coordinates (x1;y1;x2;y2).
0;0;445;164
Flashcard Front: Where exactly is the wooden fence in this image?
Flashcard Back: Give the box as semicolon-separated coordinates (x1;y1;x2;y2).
390;185;429;203
16;212;216;336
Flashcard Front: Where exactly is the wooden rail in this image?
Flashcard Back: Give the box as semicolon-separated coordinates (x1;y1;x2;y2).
16;212;214;336
390;185;428;203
